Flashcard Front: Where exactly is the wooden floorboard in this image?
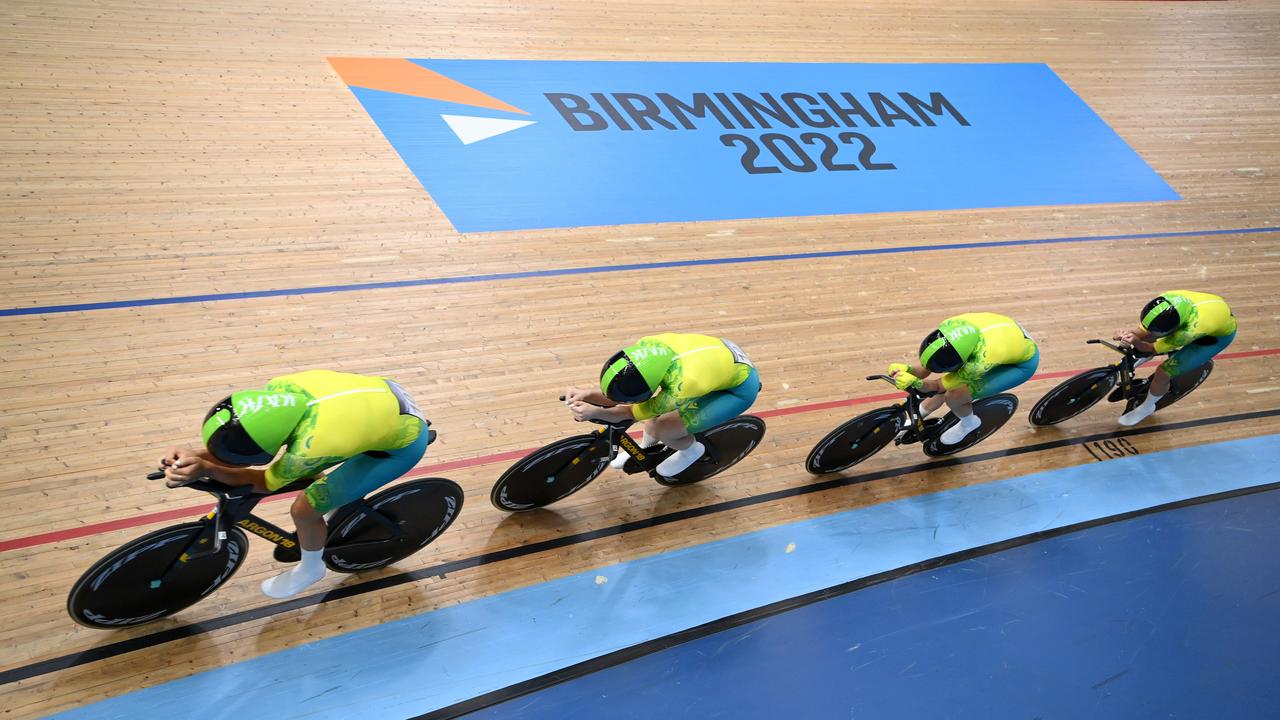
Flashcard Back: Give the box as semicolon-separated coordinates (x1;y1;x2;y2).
1;0;1278;716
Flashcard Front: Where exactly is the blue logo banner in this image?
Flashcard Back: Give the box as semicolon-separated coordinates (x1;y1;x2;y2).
331;59;1179;232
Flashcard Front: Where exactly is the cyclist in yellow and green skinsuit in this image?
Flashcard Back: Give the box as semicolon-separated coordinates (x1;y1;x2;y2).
564;333;761;478
1113;290;1236;426
889;312;1039;445
161;370;430;599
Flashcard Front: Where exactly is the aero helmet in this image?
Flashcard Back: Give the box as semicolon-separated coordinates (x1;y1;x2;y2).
1139;295;1192;338
202;390;307;466
599;343;674;403
919;319;981;374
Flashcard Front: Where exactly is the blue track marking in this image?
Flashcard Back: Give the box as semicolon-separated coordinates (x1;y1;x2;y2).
50;433;1280;719
470;487;1280;719
4;226;1277;317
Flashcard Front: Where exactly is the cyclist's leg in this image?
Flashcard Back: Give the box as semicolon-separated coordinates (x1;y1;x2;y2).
941;348;1039;444
939;383;978;444
921;394;946;415
1122;331;1233;425
263;419;430;598
1161;330;1234;384
971;347;1040;400
306;418;431;513
658;368;760;475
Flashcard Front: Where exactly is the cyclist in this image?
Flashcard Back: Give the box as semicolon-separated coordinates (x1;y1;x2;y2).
563;333;761;478
160;370;430;599
1112;290;1236;426
889;312;1039;445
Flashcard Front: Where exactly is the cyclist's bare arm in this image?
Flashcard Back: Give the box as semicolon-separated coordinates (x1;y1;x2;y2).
567;400;633;423
1113;327;1156;353
563;387;618;407
159;447;269;492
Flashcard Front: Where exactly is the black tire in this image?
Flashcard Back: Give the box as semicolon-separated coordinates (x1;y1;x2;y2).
924;393;1019;457
1126;360;1215;413
1029;368;1117;427
490;434;609;511
324;478;465;572
67;522;248;629
805;406;901;475
657;415;767;487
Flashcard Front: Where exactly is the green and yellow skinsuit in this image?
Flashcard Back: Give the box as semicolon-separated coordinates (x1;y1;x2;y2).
1151;290;1236;377
264;370;427;513
937;312;1039;399
629;333;761;433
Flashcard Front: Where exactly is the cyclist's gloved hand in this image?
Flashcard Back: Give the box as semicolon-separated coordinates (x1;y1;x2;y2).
888;363;920;391
894;372;921;391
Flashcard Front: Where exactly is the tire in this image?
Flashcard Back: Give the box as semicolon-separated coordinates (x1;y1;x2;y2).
924;393;1019;457
490;435;609;511
804;406;900;475
657;415;767;487
1028;368;1117;426
324;478;465;572
67;522;248;629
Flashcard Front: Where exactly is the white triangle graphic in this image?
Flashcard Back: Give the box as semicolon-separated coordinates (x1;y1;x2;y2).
441;114;536;145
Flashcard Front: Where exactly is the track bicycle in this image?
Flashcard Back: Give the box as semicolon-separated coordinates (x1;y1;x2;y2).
489;399;766;511
805;375;1019;475
1029;338;1214;426
67;429;463;629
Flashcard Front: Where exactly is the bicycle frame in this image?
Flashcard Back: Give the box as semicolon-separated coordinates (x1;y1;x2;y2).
552;395;675;478
1087;338;1157;400
146;473;406;585
545;416;670;480
863;374;941;445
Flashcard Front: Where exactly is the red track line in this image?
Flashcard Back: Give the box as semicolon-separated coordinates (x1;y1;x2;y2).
4;346;1277;554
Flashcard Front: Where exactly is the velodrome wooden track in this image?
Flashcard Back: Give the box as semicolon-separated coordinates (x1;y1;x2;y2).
3;0;1279;716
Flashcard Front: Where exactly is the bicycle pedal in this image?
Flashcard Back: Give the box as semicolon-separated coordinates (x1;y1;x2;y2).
273;544;301;563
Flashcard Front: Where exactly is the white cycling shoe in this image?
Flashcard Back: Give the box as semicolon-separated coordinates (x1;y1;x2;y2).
1119;394;1162;426
656;441;706;478
940;414;981;445
261;560;326;599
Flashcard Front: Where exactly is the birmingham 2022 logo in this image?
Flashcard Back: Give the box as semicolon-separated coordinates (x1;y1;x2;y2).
326;58;1176;232
327;57;970;176
545;87;968;174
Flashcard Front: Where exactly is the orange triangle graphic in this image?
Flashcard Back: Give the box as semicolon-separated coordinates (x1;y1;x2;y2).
327;57;528;115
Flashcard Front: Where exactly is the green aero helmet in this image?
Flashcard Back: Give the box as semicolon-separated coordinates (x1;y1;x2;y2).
201;390;307;466
1140;294;1192;338
919;319;981;374
600;343;674;403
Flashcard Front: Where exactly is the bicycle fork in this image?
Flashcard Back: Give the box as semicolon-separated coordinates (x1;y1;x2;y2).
154;495;292;587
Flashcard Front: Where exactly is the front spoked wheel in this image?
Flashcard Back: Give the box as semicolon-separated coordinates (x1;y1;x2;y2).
324;478;465;572
924;393;1019;457
805;406;901;475
490;435;610;511
67;522;249;629
1029;368;1117;427
658;415;767;487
